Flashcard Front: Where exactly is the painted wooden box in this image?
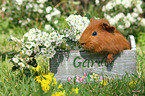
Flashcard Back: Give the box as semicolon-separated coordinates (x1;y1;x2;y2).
50;35;137;81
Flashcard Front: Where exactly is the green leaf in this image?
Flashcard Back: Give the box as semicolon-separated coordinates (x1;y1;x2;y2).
12;66;19;71
87;72;91;83
2;19;9;29
23;68;31;76
73;1;80;5
8;51;15;55
27;58;37;67
68;1;80;5
85;13;92;20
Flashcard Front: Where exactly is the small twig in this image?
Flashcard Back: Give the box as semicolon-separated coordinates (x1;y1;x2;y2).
36;13;39;25
25;24;29;30
38;21;43;29
54;1;67;8
48;58;50;71
132;90;141;93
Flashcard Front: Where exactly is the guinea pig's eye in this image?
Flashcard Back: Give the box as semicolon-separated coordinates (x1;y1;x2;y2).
92;31;97;36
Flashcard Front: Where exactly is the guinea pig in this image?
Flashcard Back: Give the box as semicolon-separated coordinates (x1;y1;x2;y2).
79;18;131;64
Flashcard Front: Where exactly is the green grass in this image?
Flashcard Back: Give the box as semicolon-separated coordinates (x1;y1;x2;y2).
0;56;145;95
0;60;38;96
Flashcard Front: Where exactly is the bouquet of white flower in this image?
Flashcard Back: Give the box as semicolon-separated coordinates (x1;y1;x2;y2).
64;15;90;41
9;28;64;71
102;0;144;35
1;0;61;31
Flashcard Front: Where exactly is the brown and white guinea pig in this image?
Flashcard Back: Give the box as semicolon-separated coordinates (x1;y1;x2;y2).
79;18;131;64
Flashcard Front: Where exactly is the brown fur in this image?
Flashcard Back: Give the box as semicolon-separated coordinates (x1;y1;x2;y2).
79;18;131;64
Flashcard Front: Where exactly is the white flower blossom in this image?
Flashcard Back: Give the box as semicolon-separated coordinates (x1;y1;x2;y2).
115;0;122;5
125;21;131;28
45;24;52;31
22;48;26;52
29;28;36;34
42;32;49;37
39;4;44;8
18;62;25;67
131;12;138;18
26;50;33;56
12;57;19;63
54;20;58;24
118;25;124;31
49;37;55;42
50;32;57;38
18;39;24;44
28;34;36;41
26;44;33;49
16;0;24;5
105;2;113;11
121;0;132;8
33;4;39;12
2;7;6;12
51;8;61;16
95;0;99;5
35;28;41;33
10;35;18;42
47;49;56;58
46;14;52;21
37;0;47;4
139;18;145;26
38;9;43;13
108;18;117;25
37;33;43;40
27;18;31;22
104;14;111;20
26;3;33;9
44;41;51;47
57;35;64;40
76;35;81;40
136;5;143;13
26;65;29;68
41;48;47;53
25;56;30;62
25;42;35;49
126;13;136;23
9;17;13;21
19;20;22;23
46;6;52;13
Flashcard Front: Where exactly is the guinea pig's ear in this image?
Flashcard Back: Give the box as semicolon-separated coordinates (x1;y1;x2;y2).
102;23;115;33
90;18;96;22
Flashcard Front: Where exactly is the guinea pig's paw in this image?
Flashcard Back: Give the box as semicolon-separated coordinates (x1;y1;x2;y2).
107;54;114;64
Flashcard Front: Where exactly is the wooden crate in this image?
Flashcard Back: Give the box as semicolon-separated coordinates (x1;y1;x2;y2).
50;35;137;81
